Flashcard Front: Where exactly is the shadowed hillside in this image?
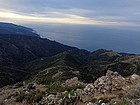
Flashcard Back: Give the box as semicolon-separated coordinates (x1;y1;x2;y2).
0;22;39;37
0;25;75;87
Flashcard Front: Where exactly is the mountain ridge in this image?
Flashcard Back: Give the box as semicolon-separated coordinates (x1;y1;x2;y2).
0;22;140;89
0;22;140;105
0;22;40;37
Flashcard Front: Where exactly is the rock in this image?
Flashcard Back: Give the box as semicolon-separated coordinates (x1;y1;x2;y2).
37;71;140;105
64;77;84;86
98;77;105;85
41;94;61;105
113;72;119;76
104;85;110;91
84;84;94;94
106;70;113;77
136;84;140;91
131;74;140;82
130;99;140;105
84;70;136;95
101;103;108;105
87;102;97;105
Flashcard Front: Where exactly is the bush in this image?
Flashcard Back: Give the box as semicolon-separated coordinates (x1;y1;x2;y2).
46;83;65;94
27;83;36;90
64;84;85;92
117;101;129;105
15;82;24;88
15;92;25;102
46;83;85;94
15;90;45;103
90;98;98;103
34;92;43;102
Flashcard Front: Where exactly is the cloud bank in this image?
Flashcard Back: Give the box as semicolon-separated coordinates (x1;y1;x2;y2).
0;0;140;26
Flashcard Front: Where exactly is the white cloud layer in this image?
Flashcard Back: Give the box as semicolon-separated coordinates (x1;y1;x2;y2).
0;0;140;26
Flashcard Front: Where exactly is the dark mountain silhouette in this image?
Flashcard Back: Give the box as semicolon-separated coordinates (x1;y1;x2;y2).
0;34;75;66
0;22;39;37
0;23;76;87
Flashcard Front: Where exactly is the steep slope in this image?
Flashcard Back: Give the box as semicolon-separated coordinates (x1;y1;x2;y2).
0;34;74;66
0;34;75;87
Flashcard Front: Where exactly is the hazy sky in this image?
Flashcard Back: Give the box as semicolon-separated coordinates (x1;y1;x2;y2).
0;0;140;26
0;0;140;53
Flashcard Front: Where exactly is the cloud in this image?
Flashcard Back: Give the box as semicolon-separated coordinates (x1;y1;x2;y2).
0;9;140;26
0;0;140;26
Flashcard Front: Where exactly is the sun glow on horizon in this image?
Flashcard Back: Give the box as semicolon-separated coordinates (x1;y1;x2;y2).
0;10;139;26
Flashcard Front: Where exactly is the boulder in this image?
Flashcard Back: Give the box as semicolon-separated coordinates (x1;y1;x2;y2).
84;70;131;94
84;84;94;94
130;74;140;81
106;70;113;77
64;77;84;86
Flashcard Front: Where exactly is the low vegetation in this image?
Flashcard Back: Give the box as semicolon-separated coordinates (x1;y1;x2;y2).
46;83;85;94
15;90;45;103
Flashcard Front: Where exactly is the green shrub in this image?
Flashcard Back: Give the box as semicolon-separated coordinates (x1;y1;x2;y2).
46;83;85;94
15;92;25;102
64;84;85;92
117;101;129;105
27;83;36;90
90;98;98;103
15;90;45;103
34;92;43;102
46;83;65;94
15;82;24;88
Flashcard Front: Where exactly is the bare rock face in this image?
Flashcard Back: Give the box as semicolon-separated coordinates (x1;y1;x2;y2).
84;84;95;94
40;89;84;105
1;71;140;105
84;70;140;95
106;70;114;77
40;94;62;105
130;74;140;83
123;84;140;105
130;99;140;105
64;77;84;86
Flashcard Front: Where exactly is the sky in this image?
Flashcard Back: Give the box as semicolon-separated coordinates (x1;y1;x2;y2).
0;0;140;53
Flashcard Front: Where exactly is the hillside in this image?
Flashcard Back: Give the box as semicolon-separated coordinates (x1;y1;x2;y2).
1;70;140;105
0;34;74;66
0;22;140;105
0;27;75;87
0;22;39;37
24;49;140;86
1;35;140;87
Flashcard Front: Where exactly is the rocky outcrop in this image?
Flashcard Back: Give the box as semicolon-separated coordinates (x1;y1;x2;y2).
84;70;128;94
64;77;85;86
40;89;84;105
130;74;140;83
40;94;62;105
40;70;140;105
1;70;140;105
